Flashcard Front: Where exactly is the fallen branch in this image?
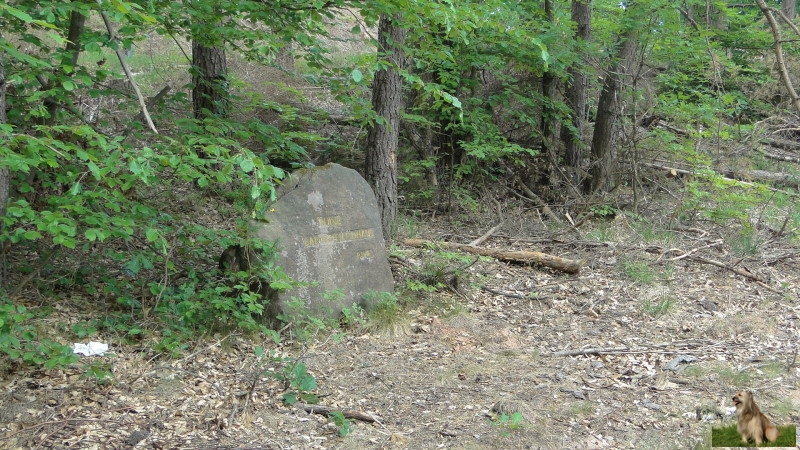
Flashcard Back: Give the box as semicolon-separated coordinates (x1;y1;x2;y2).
401;238;581;274
499;161;563;224
645;162;799;194
646;246;768;284
469;222;503;247
554;346;638;356
297;403;376;423
123;85;170;138
96;0;157;133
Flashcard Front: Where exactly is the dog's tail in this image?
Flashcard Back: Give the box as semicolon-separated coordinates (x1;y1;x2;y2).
765;424;779;442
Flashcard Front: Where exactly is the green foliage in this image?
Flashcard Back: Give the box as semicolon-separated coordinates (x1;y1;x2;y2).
590;204;619;218
498;412;525;429
329;411;353;437
642;296;675;318
621;260;655;284
729;224;765;257
339;303;366;329
277;297;335;342
363;291;408;335
404;250;474;294
82;360;114;384
255;346;318;406
0;299;79;368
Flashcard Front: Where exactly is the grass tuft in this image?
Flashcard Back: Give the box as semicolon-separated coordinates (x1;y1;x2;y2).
712;423;795;447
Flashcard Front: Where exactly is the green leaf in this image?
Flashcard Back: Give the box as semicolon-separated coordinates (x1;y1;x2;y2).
239;158;255;172
62;80;77;91
145;228;160;242
351;69;363;83
0;4;34;23
282;392;298;405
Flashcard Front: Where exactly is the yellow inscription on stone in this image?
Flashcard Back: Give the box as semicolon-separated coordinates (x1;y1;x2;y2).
357;250;373;259
317;215;343;227
303;228;375;247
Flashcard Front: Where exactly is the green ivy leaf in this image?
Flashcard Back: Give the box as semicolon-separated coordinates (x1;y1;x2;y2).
351;69;363;83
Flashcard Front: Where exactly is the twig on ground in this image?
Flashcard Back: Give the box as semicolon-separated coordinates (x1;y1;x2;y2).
554;339;713;357
646;245;770;284
297;403;377;422
480;285;546;301
402;238;582;274
469;222;504;247
658;239;723;262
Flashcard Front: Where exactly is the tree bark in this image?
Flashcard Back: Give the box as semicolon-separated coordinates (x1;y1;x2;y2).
192;40;229;119
365;14;406;240
0;48;8;288
755;0;800;113
539;0;558;186
42;10;85;123
586;26;638;193
562;0;592;186
784;0;796;21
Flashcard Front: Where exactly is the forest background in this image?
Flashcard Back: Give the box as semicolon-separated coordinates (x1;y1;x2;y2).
1;0;800;448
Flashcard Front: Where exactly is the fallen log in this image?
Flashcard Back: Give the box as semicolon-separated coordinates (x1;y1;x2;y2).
401;238;582;274
645;161;800;191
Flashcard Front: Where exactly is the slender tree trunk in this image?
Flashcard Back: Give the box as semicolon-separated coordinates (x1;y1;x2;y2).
756;0;800;112
784;0;796;21
0;48;8;287
562;0;592;187
365;14;406;240
586;27;638;193
539;0;558;186
42;10;85;122
192;40;228;119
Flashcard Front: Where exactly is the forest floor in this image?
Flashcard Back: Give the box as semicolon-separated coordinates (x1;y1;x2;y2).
1;191;799;449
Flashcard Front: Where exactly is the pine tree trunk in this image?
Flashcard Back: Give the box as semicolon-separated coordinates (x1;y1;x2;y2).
562;0;592;186
365;14;406;240
192;41;228;119
586;27;638;193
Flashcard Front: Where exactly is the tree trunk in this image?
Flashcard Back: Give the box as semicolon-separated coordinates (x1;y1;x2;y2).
756;0;800;113
44;10;85;122
784;0;796;21
562;0;592;186
539;0;558;186
586;27;638;193
0;48;8;287
192;40;228;119
365;14;406;240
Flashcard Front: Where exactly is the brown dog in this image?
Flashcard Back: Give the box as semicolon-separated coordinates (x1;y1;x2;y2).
732;391;779;445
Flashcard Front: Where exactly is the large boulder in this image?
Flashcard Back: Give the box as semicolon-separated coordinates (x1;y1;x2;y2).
250;163;394;322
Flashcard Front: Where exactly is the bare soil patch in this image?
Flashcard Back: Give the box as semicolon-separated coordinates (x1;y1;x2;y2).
1;207;799;449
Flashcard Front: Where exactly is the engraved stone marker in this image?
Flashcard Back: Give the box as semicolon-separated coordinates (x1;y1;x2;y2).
250;163;394;320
